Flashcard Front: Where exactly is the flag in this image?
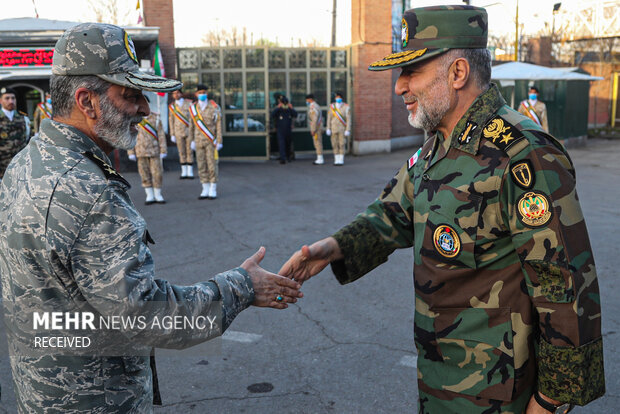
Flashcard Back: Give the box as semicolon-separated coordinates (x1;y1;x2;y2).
153;42;166;96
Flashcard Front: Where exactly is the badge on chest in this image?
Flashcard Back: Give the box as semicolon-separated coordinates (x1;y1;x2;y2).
433;224;461;258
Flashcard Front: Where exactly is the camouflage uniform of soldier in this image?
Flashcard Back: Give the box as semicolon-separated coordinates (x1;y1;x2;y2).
189;84;222;200
33;92;53;134
281;6;604;414
0;87;29;179
0;23;301;414
128;112;167;204
168;89;194;178
306;93;324;165
325;92;350;165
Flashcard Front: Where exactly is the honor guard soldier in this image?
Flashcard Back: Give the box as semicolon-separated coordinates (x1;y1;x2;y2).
128;111;167;204
0;22;302;413
169;88;194;178
189;84;222;199
0;87;29;179
519;86;549;132
306;94;324;165
325;92;350;165
281;5;604;413
33;91;53;135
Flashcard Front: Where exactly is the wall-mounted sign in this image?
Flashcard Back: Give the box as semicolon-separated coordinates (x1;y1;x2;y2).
0;49;54;67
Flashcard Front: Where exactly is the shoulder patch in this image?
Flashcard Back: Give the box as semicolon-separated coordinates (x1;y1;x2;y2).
517;191;552;228
510;160;535;190
482;116;525;153
82;151;131;188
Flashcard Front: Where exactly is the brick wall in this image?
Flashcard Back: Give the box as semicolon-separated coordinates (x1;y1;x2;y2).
351;0;393;142
143;0;177;79
581;62;620;127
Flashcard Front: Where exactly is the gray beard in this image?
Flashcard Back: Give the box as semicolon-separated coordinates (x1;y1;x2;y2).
407;76;451;132
93;94;142;150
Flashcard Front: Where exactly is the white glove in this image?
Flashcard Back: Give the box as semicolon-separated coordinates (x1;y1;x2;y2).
216;143;223;151
344;130;350;137
128;154;137;162
326;129;332;136
171;135;176;143
160;153;167;159
190;141;196;151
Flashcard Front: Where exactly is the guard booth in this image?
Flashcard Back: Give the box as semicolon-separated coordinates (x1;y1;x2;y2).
176;47;351;160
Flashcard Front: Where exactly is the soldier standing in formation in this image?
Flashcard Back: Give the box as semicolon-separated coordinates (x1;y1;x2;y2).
281;5;603;413
325;91;350;166
519;86;549;132
0;23;302;413
306;93;324;165
189;84;222;199
128;111;167;205
0;87;29;180
168;88;194;179
33;91;53;135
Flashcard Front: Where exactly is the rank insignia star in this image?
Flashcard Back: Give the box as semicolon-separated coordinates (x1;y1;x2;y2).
500;131;514;145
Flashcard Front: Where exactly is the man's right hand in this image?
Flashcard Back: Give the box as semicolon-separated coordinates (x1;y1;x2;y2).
241;247;303;310
279;237;343;285
171;135;176;143
326;129;332;136
128;154;137;161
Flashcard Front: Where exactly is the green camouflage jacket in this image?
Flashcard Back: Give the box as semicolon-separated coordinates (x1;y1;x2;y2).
0;109;28;178
0;119;255;413
332;85;604;413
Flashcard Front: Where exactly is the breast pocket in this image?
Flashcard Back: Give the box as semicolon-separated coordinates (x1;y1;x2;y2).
421;184;482;269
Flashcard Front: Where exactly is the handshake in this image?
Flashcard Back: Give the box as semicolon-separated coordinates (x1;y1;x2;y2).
241;237;342;309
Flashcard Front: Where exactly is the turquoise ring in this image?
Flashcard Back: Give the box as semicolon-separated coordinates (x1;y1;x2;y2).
276;295;283;302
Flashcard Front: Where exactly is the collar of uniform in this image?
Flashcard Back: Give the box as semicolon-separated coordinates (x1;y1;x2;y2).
38;118;113;166
449;83;506;155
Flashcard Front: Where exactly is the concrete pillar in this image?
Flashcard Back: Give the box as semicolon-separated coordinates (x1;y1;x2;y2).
351;0;393;154
143;0;177;79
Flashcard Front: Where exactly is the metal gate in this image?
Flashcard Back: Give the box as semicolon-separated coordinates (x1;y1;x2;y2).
176;46;351;160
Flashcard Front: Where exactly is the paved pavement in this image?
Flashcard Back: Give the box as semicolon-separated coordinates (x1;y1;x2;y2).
1;139;619;413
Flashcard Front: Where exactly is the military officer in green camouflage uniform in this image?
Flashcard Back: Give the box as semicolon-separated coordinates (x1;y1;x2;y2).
0;23;302;413
281;6;604;414
0;87;29;179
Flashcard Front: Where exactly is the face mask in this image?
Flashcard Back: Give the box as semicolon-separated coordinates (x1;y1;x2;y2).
305;101;311;106
335;98;343;104
197;94;207;102
529;93;537;101
46;98;52;105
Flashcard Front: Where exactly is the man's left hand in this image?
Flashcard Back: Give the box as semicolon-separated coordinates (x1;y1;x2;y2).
160;153;167;159
216;143;223;151
344;130;350;137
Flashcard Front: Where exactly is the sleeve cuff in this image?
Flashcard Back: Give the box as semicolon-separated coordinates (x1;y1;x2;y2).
537;337;605;405
212;267;255;331
330;217;392;285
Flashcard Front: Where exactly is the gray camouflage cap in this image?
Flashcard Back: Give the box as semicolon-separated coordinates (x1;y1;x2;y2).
52;23;182;92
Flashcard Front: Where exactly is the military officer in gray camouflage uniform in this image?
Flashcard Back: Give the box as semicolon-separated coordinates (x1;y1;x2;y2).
0;87;29;180
0;23;302;413
281;6;603;414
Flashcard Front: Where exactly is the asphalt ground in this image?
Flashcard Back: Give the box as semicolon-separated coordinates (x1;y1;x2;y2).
1;139;618;413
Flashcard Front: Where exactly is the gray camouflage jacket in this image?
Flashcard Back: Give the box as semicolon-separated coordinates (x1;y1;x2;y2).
0;119;254;413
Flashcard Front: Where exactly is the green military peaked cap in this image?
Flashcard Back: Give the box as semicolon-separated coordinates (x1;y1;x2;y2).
369;5;488;71
53;23;182;92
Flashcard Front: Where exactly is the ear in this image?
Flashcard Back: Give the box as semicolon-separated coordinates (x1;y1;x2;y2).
450;57;470;91
74;87;98;119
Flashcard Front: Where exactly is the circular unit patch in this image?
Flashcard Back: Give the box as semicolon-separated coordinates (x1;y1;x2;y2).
124;31;138;64
517;191;552;227
433;224;461;258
